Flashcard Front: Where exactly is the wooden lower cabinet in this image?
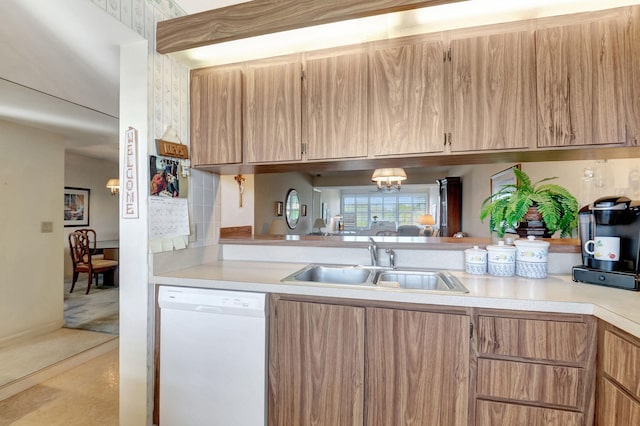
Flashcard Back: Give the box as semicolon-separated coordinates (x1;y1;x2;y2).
268;295;470;426
268;299;365;426
597;322;640;425
599;379;640;425
474;310;597;426
366;308;469;425
476;400;583;426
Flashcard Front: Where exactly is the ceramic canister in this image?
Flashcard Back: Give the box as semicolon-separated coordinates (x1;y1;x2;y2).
464;245;487;275
486;241;516;276
514;235;550;279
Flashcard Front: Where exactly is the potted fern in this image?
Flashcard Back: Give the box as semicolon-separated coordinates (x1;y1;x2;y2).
480;168;579;238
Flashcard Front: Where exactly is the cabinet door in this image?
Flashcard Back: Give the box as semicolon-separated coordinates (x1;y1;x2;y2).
366;308;469;426
451;31;535;152
536;19;626;147
268;300;364;426
190;67;242;165
370;39;445;156
626;6;640;146
602;330;640;400
244;59;302;163
305;52;368;160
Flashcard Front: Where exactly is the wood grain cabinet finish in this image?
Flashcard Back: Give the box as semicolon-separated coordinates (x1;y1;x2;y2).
268;296;470;426
476;400;583;426
244;59;302;163
625;6;640;146
190;67;242;165
535;19;627;148
474;311;596;426
450;31;535;152
268;299;364;426
369;39;445;156
366;308;469;426
477;316;589;363
305;51;368;160
597;323;640;425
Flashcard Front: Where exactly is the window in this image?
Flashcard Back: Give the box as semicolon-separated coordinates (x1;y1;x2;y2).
341;191;428;230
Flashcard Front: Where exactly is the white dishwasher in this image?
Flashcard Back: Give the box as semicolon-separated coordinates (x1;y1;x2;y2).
158;285;267;426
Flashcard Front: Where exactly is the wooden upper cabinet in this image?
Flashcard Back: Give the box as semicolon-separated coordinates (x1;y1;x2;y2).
268;300;365;426
625;6;640;146
190;67;242;165
305;51;368;160
536;19;627;147
244;58;302;163
369;39;445;156
366;308;469;426
450;31;535;152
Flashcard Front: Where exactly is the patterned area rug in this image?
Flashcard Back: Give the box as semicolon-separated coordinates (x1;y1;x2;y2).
63;279;118;335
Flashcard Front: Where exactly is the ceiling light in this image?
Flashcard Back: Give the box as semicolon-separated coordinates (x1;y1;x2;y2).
372;168;407;191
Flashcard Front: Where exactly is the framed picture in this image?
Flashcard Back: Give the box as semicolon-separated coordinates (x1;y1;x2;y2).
64;187;90;227
490;164;521;197
275;201;283;216
149;155;180;197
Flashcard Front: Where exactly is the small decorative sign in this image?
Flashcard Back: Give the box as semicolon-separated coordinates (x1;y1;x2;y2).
156;139;189;159
123;127;139;219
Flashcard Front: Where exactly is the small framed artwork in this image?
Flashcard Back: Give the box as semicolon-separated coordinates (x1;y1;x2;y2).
490;164;521;197
64;187;90;227
301;204;307;217
275;201;284;216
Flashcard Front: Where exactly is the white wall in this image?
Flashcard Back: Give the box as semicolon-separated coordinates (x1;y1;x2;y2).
0;120;64;344
63;152;119;277
254;172;314;235
220;174;254;232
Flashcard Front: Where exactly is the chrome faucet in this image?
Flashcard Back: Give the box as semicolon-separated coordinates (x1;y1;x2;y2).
368;237;379;266
386;248;396;269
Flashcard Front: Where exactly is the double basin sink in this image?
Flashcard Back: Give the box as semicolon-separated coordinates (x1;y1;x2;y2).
281;264;469;293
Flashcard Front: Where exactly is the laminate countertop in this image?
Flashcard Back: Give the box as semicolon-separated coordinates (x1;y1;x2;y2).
152;260;640;338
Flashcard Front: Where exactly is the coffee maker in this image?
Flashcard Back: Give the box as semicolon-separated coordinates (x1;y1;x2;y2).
572;196;640;290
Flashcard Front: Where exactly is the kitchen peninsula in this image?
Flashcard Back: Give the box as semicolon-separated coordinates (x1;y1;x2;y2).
153;238;640;425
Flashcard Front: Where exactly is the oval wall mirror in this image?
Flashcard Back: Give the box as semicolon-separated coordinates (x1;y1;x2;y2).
285;189;300;229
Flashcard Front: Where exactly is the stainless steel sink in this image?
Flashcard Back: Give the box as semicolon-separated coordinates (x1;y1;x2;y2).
282;264;469;293
373;269;468;293
282;264;374;285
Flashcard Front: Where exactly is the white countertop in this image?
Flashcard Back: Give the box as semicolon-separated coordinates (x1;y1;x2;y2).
152;260;640;338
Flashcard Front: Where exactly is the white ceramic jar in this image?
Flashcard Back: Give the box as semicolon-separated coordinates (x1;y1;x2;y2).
464;245;487;275
514;235;550;278
487;241;516;276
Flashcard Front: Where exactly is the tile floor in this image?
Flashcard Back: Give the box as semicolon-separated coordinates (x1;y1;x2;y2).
0;346;119;426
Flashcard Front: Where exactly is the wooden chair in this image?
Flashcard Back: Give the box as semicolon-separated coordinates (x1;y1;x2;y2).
76;228;102;258
68;231;118;294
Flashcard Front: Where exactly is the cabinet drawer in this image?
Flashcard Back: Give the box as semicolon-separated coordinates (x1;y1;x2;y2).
598;378;640;425
603;330;640;400
477;316;588;363
476;400;583;426
477;359;584;409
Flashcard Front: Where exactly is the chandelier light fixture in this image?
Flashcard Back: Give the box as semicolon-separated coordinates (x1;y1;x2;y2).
371;168;407;191
106;178;120;196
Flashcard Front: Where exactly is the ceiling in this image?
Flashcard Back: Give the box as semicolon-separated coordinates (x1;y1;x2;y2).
1;0;636;163
0;0;233;163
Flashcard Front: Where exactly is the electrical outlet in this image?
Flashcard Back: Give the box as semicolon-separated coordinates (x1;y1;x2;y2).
41;221;53;233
